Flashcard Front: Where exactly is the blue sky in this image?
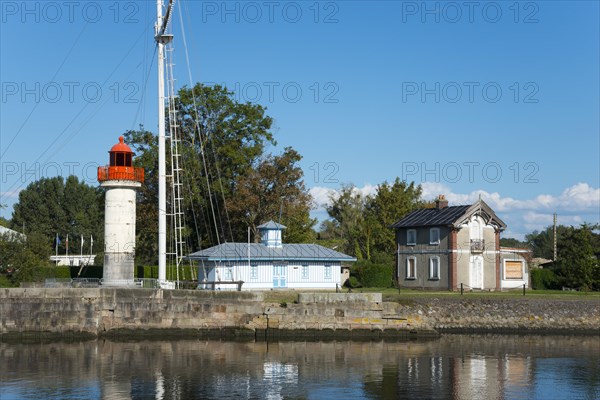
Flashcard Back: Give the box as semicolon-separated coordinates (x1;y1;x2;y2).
1;0;598;239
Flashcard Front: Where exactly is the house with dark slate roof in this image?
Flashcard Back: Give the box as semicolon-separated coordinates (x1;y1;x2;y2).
187;221;356;290
392;195;529;291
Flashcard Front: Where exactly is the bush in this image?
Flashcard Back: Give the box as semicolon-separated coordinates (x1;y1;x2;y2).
531;268;560;290
347;276;361;288
137;265;197;280
355;260;394;288
39;266;71;280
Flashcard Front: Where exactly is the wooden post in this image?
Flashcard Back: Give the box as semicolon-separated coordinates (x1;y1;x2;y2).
523;283;526;296
460;283;463;295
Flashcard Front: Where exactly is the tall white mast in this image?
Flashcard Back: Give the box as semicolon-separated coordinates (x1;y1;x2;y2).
156;0;173;283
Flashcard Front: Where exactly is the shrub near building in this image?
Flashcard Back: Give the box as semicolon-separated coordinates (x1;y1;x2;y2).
353;260;394;288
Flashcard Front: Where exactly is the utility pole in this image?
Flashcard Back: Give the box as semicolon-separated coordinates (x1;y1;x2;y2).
553;213;557;261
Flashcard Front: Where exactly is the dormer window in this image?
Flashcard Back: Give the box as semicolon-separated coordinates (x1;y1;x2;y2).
430;228;440;245
407;229;417;245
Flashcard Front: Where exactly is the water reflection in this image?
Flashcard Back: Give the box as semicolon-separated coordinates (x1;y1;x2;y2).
1;335;598;399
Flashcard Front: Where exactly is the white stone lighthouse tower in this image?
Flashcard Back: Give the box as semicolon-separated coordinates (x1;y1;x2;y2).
97;136;144;286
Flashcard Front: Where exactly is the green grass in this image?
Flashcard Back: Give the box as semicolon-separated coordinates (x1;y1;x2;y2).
0;275;16;288
261;287;599;304
355;287;600;301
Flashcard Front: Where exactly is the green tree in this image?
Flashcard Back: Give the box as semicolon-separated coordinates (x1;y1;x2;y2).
227;147;316;243
324;179;424;262
554;224;600;290
500;237;528;248
365;178;424;258
124;84;316;263
526;225;570;259
325;185;368;259
10;176;103;256
123;128;159;265
0;231;52;284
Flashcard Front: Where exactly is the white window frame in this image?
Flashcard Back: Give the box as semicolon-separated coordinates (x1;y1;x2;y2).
224;266;233;280
407;229;417;246
250;264;258;280
430;228;440;245
429;256;440;280
324;265;332;280
301;264;309;280
406;257;417;280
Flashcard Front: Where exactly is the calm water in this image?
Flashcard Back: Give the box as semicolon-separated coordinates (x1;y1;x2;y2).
1;335;599;399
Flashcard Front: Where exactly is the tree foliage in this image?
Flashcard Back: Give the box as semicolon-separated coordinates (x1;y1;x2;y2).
227;147;316;243
527;223;600;290
323;178;424;263
553;224;600;290
10;176;103;256
525;225;570;259
499;237;528;248
124;83;314;263
0;231;52;284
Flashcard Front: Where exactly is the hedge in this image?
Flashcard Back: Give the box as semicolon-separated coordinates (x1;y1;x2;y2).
137;265;197;280
531;268;560;290
354;261;394;288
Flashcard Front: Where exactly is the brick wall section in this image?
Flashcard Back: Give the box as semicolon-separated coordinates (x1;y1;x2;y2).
495;231;501;290
449;230;458;290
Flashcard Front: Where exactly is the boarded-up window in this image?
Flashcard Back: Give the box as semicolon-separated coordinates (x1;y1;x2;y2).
504;261;523;279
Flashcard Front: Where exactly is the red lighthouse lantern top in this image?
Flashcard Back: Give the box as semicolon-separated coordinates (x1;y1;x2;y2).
110;136;133;155
109;136;134;167
98;136;144;183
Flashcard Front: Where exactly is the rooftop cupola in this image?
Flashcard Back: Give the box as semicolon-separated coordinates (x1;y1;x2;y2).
258;220;286;248
98;136;144;183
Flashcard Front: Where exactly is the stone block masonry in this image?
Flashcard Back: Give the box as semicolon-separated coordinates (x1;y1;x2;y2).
1;289;598;340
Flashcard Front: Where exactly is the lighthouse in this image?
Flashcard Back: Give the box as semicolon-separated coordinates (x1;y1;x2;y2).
97;136;144;286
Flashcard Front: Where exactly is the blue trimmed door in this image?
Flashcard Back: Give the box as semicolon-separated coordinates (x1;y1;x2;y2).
273;265;287;288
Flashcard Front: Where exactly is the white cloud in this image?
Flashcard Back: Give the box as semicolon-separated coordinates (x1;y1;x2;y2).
309;186;336;208
421;182;599;239
309;184;377;210
311;182;600;240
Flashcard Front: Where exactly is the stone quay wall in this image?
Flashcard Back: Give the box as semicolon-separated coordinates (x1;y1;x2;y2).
1;288;598;339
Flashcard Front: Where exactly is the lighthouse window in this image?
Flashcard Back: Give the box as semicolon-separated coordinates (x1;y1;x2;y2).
125;153;132;166
110;153;116;166
116;153;125;166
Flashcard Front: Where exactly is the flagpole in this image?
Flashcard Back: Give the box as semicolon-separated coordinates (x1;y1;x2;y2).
55;233;59;266
80;235;84;264
66;234;69;257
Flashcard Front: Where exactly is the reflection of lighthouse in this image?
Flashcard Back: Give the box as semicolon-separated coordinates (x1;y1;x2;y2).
97;136;144;286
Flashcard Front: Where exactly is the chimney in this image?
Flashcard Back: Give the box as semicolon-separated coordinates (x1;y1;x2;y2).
436;194;448;209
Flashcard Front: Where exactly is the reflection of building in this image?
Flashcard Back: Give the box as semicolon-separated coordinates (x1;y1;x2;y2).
188;221;356;290
1;337;598;399
393;195;529;290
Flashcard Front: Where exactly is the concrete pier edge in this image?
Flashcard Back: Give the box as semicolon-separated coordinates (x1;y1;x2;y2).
1;288;598;341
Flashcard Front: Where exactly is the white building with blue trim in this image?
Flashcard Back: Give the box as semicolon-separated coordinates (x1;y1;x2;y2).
187;221;356;290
